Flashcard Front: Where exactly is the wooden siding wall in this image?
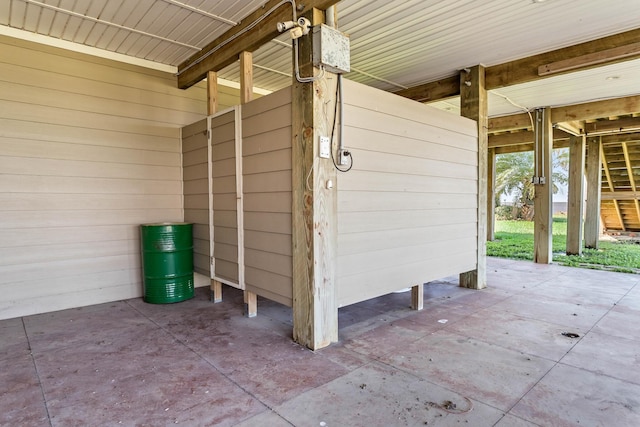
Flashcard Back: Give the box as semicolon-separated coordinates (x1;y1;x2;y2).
182;119;210;276
337;79;479;307
242;88;293;307
0;36;234;320
211;110;240;284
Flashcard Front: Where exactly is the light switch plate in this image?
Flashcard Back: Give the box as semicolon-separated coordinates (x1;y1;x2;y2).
319;136;330;158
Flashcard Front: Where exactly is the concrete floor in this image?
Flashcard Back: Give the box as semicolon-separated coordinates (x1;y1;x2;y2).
2;257;640;427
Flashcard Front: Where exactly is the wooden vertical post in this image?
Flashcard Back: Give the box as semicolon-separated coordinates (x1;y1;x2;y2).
459;65;487;290
207;71;224;303
566;134;585;255
585;137;602;249
411;284;424;311
207;71;218;116
239;51;256;318
291;9;338;350
487;147;496;241
240;51;253;104
533;107;553;264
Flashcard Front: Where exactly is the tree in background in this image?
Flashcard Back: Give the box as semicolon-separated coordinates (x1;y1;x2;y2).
495;148;569;219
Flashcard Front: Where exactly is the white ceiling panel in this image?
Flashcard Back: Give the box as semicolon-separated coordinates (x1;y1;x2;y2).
1;0;639;119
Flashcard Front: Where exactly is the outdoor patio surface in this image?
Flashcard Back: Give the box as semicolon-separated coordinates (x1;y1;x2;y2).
2;257;640;426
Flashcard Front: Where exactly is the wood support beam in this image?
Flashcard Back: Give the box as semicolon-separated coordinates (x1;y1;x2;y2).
207;70;222;303
291;9;338;350
487;147;496;241
488;113;532;133
489;129;570;148
552;95;640;123
601;132;640;145
555;120;583;136
459;65;487;290
177;0;340;89
533;107;553;264
238;50;257;318
566;135;585;255
396;29;640;103
585;137;602;248
211;280;223;303
394;75;459;102
488;28;640;89
240;51;253;104
207;71;218;116
411;284;424;311
601;191;640;201
488;95;640;136
492;138;572;155
586;117;640;135
538;41;640;76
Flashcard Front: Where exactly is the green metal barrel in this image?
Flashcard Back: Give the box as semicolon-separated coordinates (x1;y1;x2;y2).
140;223;194;304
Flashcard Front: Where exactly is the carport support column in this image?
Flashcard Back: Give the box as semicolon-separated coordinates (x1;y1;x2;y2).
459;65;487;290
239;51;257;318
291;9;338;350
208;71;224;304
585;137;602;249
533;107;553;264
566;135;585;255
487;147;496;241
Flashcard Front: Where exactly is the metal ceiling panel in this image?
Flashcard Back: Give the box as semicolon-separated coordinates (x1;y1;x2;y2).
1;0;640;117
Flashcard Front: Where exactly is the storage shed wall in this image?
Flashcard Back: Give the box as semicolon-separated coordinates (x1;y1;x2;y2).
211;110;240;284
0;36;239;320
182;118;210;276
337;79;479;307
242;87;293;306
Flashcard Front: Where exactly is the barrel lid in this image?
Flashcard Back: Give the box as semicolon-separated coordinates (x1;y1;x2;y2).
140;222;193;227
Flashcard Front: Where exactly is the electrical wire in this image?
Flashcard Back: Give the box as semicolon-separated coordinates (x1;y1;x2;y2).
330;74;353;172
492;90;539;180
293;37;326;83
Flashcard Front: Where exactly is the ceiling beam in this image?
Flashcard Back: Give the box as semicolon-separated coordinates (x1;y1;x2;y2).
552;95;640;123
555;120;583;136
393;75;458;103
488;113;531;132
488;95;640;134
494;144;533;154
489;129;569;148
488;28;640;89
601;132;640;144
585;116;640;135
538;41;640;76
177;0;340;89
493;138;571;155
396;28;640;102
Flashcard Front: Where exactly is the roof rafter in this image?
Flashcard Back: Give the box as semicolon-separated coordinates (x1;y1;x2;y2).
177;0;341;89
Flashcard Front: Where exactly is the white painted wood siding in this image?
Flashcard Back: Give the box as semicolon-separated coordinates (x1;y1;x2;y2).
0;36;214;320
337;79;479;307
210;110;240;284
241;87;293;307
182;118;210;276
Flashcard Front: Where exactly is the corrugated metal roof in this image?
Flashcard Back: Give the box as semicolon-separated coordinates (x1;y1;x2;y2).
1;0;640;116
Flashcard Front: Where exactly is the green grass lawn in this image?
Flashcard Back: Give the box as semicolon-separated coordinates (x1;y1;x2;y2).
487;217;640;273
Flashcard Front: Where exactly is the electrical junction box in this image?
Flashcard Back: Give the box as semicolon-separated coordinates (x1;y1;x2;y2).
313;24;350;74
